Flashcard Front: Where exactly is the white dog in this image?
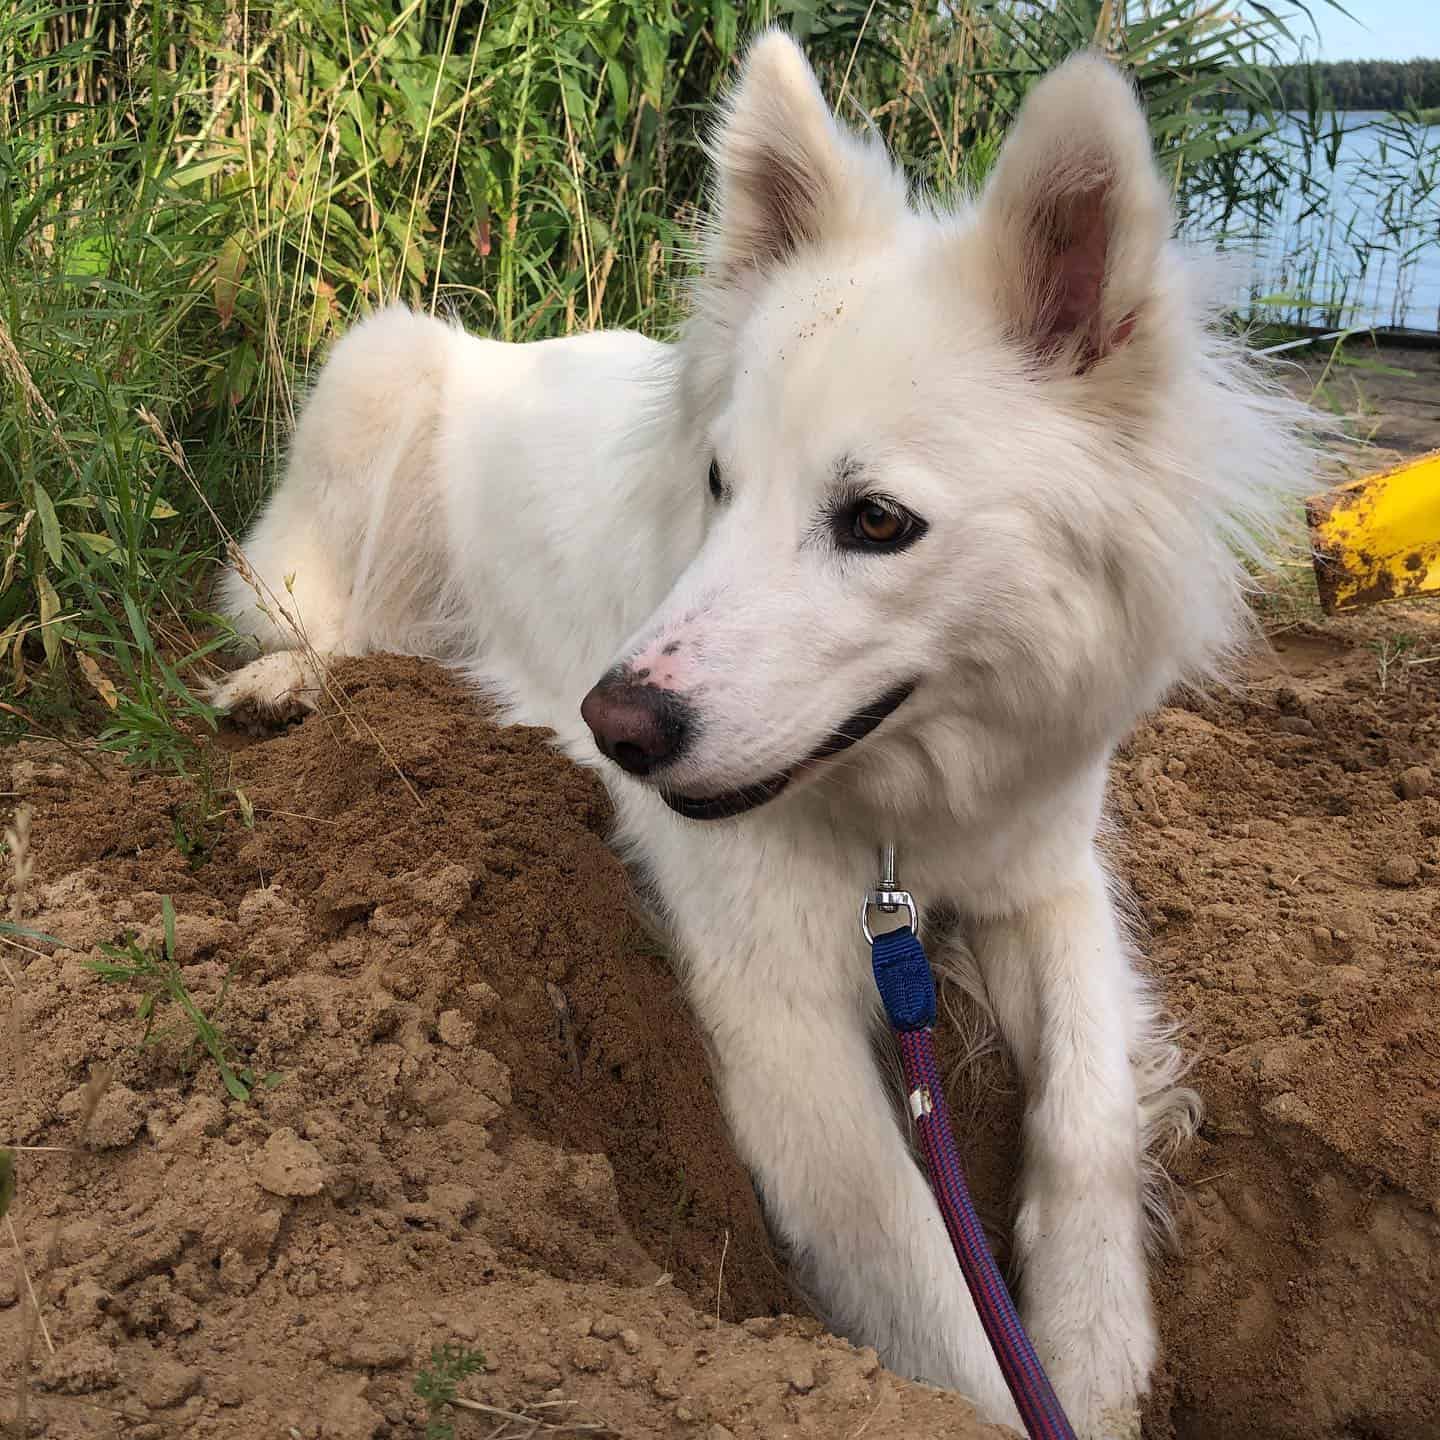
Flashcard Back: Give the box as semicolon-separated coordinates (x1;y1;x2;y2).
214;32;1313;1436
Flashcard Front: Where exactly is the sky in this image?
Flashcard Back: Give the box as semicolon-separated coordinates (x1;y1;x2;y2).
1285;0;1439;61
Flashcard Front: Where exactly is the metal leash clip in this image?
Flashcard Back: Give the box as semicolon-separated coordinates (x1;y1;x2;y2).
859;843;918;943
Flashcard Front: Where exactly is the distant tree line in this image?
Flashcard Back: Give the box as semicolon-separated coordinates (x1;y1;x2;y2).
1224;59;1440;112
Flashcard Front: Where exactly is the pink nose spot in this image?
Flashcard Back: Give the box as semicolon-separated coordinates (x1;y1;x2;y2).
627;638;692;693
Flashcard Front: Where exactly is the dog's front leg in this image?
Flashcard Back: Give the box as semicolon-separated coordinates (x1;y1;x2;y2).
679;917;1021;1428
970;849;1153;1440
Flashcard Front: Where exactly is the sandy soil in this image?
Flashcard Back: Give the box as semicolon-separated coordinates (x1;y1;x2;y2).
2;343;1437;1440
1296;337;1440;461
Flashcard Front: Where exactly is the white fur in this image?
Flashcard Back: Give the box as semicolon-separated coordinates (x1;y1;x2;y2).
213;35;1316;1438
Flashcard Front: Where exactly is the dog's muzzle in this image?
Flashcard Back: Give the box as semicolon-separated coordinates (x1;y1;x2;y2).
659;680;917;822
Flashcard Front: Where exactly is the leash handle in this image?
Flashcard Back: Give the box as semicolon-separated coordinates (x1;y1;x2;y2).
867;873;1077;1440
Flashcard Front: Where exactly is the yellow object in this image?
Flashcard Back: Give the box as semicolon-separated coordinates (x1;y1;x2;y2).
1306;449;1440;613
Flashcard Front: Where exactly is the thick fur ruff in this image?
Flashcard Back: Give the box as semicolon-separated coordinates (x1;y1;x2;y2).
212;33;1319;1439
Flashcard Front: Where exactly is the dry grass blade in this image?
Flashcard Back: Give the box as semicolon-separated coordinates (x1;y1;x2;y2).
715;1224;729;1327
135;406;424;808
0;314;80;479
448;1395;620;1435
5;1212;55;1356
6;804;32;926
0;707;108;780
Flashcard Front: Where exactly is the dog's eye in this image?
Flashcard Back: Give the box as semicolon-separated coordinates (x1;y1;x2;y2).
708;458;724;502
856;504;904;544
843;498;922;551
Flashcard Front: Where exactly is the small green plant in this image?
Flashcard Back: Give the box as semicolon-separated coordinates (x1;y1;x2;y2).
167;744;232;868
170;806;215;868
413;1342;486;1440
88;896;280;1101
0;919;65;948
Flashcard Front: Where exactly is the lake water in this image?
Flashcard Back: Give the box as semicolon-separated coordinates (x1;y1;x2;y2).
1187;111;1440;333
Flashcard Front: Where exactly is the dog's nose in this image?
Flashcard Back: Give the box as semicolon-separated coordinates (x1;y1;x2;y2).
580;676;692;776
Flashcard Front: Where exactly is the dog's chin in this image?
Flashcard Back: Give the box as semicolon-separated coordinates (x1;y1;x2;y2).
659;680;917;823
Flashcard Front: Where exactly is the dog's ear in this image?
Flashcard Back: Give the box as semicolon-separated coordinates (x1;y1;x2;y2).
975;53;1172;371
705;30;893;279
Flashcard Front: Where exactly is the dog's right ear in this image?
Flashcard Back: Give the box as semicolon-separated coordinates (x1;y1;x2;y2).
973;52;1172;374
705;30;898;280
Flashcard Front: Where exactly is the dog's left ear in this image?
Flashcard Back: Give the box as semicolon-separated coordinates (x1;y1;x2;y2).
706;29;901;279
975;53;1172;371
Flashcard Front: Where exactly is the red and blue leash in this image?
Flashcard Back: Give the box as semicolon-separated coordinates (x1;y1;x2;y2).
864;855;1077;1440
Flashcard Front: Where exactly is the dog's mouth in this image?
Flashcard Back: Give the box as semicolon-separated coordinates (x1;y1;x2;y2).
660;680;917;822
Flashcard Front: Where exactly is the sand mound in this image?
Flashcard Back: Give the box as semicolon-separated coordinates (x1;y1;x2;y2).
3;609;1438;1437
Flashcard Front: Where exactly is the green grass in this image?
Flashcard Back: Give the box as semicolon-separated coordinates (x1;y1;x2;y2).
88;895;281;1101
413;1342;486;1440
0;0;1426;784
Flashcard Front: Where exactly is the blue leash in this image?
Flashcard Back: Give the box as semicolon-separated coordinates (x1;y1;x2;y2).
863;850;1078;1440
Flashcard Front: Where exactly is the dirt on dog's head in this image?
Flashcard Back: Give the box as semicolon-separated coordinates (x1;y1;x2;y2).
585;30;1318;824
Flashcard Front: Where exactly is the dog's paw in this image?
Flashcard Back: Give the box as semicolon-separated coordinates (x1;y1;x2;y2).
209;652;322;734
1027;1323;1148;1440
1023;1324;1149;1438
1016;1196;1154;1440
